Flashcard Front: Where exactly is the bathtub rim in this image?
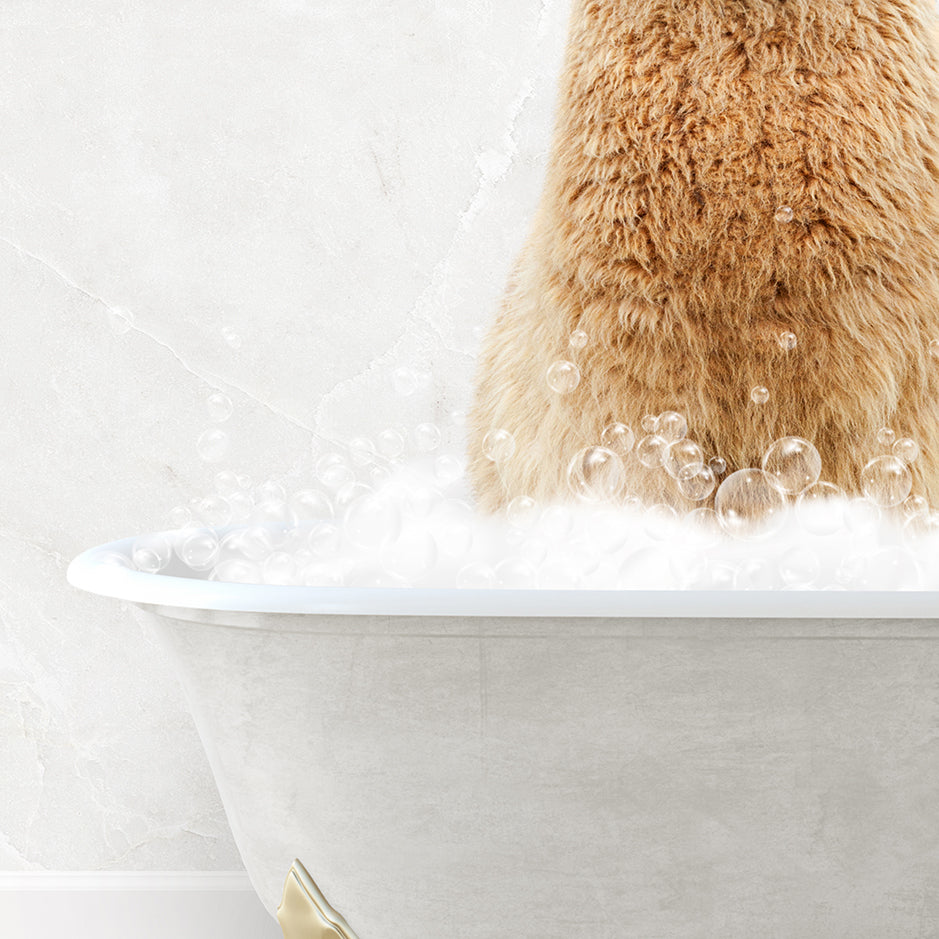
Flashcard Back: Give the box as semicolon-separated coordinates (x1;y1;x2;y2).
67;532;939;619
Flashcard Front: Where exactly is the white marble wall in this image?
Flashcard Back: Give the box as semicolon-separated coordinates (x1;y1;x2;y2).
0;0;570;871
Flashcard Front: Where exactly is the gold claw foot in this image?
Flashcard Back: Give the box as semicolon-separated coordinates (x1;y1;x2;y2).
277;859;360;939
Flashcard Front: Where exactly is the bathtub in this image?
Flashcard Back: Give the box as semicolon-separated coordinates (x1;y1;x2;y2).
68;532;939;938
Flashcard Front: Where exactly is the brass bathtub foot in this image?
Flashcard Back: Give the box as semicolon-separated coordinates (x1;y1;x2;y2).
277;859;360;939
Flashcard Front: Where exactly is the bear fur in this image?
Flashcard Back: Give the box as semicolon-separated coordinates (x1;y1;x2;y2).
468;0;939;512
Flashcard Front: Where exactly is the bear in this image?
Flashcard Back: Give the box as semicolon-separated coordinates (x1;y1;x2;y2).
468;0;939;515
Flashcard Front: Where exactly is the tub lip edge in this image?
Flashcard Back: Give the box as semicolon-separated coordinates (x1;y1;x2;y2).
66;533;939;620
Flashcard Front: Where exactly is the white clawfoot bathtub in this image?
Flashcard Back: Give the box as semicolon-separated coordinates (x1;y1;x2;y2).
69;534;939;938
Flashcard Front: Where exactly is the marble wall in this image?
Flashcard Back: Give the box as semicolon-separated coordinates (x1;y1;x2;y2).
0;0;570;871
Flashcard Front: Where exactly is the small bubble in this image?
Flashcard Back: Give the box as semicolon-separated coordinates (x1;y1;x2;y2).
877;427;896;448
546;360;581;395
108;306;134;335
206;392;233;422
197;494;232;528
778;331;797;351
197;428;231;463
290;488;334;520
709;457;727;476
779;546;820;587
860;455;913;507
774;205;794;223
762;437;822;495
893;437;920;464
903;495;930;519
677;462;717;501
507;495;540;530
714;469;787;539
131;534;172;573
392;367;419;397
664;438;704;478
168;505;193;529
221;326;243;349
213;470;241;497
567;447;625;503
177;529;221;571
641;414;658;433
929;339;939;360
315;452;354;491
636;434;668;468
348;437;376;467
657;411;688;442
750;385;770;405
376;428;406;460
414;422;441;452
569;329;589;350
795;481;846;536
601;422;636;459
483;429;517;463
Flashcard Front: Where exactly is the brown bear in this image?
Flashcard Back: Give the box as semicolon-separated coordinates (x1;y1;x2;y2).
468;0;939;514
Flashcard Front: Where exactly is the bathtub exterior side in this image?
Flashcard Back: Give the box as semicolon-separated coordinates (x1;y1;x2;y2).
137;606;939;939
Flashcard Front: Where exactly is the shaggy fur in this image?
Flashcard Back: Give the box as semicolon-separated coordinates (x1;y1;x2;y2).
468;0;939;512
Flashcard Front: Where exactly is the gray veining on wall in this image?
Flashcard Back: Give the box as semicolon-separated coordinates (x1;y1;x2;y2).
0;0;570;870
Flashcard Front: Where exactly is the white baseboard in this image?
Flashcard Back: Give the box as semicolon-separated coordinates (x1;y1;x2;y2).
0;871;282;939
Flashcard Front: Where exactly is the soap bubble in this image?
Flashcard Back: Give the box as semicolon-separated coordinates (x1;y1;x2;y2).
540;504;575;541
664;439;704;478
636;434;668;468
762;437;822;495
457;562;496;589
290;489;333;521
197;428;230;463
494;557;538;589
714;469;786;538
132;534;172;573
657;411;688;442
168;505;193;529
257;480;287;503
860;455;913;507
483;429;517;463
178;529;220;570
414;423;441;452
381;530;437;581
876;427;896;448
348;437;376;467
213;470;241;498
345;494;402;549
302;562;344;587
212;559;261;584
108;306;134;335
903;495;930;520
677;462;717;501
334;482;373;517
844;497;882;535
262;552;297;585
221;326;243;349
930;339;939;359
206;392;233;422
376;428;406;460
601;422;636;459
569;329;589;349
197;494;232;528
316;453;355;491
779;546;820;586
251;500;298;546
795;481;845;535
709;457;727;476
641;414;658;433
546;360;581;394
392;367;419;396
303;524;338;562
750;386;770;405
507;495;540;530
567;447;625;503
893;437;920;464
434;454;465;486
778;331;797;351
774;205;794;223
